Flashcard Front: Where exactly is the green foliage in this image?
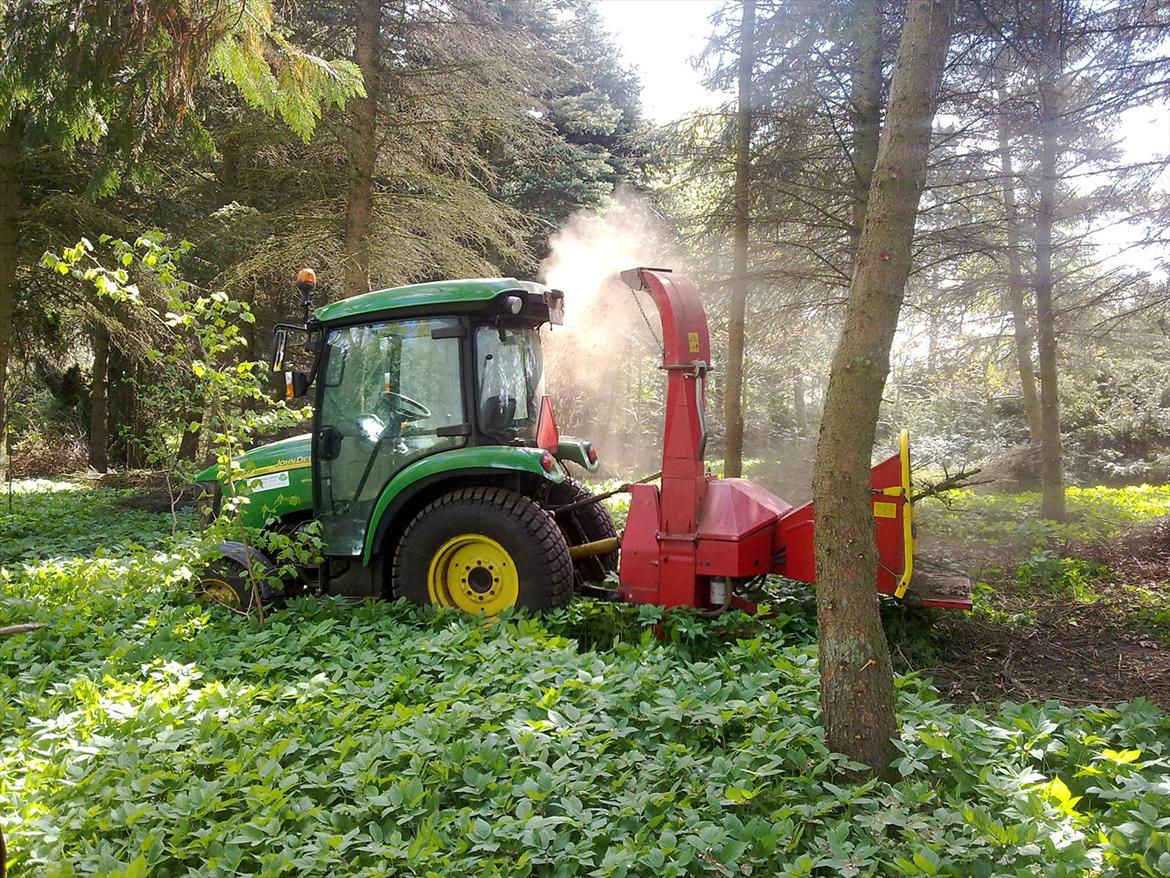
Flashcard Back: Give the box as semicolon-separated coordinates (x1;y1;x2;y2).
46;233;315;612
1015;554;1112;603
968;580;1039;628
3;484;1170;877
207;0;362;142
918;485;1170;554
0;480;193;564
1;0;360;150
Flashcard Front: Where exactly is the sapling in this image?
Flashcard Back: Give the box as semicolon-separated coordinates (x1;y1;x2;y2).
44;234;318;623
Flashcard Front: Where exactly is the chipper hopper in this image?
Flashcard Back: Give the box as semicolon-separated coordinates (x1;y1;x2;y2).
195;266;971;614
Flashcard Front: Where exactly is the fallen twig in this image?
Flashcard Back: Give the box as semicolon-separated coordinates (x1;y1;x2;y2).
912;465;990;503
0;623;47;637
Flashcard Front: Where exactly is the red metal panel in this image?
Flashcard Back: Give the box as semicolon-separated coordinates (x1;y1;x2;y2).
617;484;661;605
696;478;791;539
696;528;773;578
772;449;910;594
774;502;816;582
694;479;789;578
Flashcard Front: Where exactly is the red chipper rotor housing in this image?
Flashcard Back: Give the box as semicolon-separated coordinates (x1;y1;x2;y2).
615;267;970;612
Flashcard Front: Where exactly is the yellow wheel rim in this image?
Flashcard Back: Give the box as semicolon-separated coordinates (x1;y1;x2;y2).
426;533;519;616
199;576;241;608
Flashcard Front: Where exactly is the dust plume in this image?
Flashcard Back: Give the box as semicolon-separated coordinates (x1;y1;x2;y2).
538;191;685;477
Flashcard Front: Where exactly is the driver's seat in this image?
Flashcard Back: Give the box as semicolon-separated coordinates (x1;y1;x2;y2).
480;395;517;436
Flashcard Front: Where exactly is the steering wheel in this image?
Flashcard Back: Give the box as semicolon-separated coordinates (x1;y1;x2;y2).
381;390;431;422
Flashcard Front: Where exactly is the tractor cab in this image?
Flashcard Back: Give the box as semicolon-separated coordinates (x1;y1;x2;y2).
307;280;564;559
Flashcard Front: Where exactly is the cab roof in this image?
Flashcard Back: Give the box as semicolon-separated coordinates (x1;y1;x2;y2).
313;277;550;324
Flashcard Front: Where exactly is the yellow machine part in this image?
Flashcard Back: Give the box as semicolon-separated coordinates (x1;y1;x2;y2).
426;533;520;615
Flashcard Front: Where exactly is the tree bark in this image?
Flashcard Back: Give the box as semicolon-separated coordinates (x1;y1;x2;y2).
994;65;1043;446
89;320;109;472
851;0;883;244
812;0;955;776
1033;1;1066;521
343;0;382;296
0;118;21;484
723;0;755;479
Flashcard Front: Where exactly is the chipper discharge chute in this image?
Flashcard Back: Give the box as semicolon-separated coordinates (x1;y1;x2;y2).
195;265;970;615
614;268;972;612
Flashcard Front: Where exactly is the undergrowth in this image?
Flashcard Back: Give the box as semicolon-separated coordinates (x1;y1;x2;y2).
0;480;194;564
917;484;1170;555
2;483;1169;877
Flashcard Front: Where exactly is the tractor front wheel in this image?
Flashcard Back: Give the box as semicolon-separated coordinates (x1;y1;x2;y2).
195;542;284;613
393;487;573;614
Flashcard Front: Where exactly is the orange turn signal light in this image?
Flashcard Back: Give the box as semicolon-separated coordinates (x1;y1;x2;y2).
540;451;556;473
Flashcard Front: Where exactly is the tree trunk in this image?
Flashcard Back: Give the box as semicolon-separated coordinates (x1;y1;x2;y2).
995;78;1043;446
723;0;756;479
812;0;955;776
177;405;202;461
851;0;883;244
1033;3;1066;522
793;374;808;435
89;320;109;472
107;345;137;469
343;0;382;296
0;118;21;483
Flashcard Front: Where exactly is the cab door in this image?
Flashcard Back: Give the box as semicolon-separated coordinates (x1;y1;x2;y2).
314;318;466;556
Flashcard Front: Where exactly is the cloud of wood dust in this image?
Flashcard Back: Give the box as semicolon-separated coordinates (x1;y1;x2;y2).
538;190;685;477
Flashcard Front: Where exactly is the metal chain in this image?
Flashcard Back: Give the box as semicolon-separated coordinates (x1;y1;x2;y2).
629;287;665;362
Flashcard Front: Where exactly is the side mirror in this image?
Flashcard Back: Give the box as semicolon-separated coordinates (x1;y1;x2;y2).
279;370;311;400
270;329;288;373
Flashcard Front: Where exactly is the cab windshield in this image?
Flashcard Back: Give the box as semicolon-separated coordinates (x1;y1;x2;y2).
476;326;543;443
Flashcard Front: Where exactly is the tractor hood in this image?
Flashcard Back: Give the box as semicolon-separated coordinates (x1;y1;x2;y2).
193;433;312;484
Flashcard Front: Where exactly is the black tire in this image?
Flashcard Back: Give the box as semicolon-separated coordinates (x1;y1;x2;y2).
392;487;574;613
195;543;283;613
549;477;619;582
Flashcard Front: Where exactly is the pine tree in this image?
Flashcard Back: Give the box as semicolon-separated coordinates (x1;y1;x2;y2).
0;0;361;477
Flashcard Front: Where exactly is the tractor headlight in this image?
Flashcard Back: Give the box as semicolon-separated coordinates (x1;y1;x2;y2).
504;295;523;315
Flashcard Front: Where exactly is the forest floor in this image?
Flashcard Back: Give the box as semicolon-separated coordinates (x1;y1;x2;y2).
910;487;1170;709
3;479;1170;875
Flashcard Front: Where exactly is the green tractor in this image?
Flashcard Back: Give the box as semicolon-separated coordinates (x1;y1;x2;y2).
194;270;617;614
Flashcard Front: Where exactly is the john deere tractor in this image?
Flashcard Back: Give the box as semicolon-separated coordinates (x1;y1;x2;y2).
194;270;617;613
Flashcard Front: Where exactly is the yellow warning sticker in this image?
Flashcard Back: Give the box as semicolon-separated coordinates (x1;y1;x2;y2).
688;332;700;353
873;501;898;519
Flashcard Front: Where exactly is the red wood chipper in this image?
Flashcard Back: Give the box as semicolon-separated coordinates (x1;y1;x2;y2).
613;267;971;612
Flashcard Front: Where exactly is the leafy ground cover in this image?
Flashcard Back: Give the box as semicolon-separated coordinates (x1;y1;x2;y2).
2;482;1170;877
916;485;1170;562
0;480;194;564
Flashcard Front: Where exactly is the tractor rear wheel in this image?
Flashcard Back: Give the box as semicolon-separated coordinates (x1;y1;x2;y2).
549;477;618;582
392;487;574;614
